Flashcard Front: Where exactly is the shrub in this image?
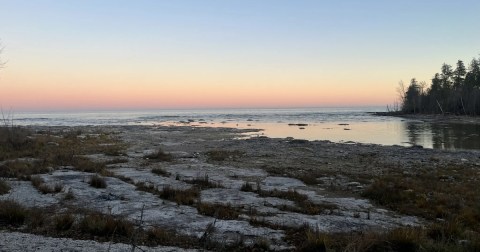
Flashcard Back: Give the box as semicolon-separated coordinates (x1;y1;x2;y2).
0;200;28;225
89;175;107;188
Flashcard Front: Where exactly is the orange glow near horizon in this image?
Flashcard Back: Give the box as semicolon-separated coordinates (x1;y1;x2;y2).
0;67;395;111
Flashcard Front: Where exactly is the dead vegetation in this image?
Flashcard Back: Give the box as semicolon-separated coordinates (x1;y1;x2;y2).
89;174;107;188
241;182;337;215
151;167;170;176
0;200;28;225
144;148;173;162
196;202;241;220
30;175;63;194
0;200;262;250
183;174;222;189
0;179;10;195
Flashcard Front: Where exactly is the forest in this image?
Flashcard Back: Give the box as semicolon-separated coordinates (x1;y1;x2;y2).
399;55;480;115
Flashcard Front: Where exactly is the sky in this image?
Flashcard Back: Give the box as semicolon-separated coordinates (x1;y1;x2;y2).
0;0;479;111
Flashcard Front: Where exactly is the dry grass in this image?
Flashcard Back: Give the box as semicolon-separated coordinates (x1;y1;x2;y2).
135;183;200;206
0;126;32;159
72;157;107;173
0;160;49;180
242;185;337;215
183;174;222;189
158;186;199;205
241;182;254;191
0;179;10;195
54;213;75;231
361;165;480;230
79;213;134;238
89;175;107;188
144;148;173;162
196;202;240;220
30;175;63;194
151;167;170;176
0;200;28;225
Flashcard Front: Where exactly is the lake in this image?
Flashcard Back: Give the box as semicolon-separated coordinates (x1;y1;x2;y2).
11;107;480;150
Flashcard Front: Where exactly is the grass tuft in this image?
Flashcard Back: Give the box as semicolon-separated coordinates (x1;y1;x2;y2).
0;200;28;225
151;167;170;176
184;174;222;189
54;213;75;231
196;202;240;220
79;213;134;237
89;174;107;188
144;149;173;162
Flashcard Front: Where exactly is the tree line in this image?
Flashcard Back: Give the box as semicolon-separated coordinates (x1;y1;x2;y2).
399;55;480;115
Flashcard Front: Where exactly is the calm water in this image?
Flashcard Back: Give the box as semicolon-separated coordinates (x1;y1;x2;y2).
11;107;480;151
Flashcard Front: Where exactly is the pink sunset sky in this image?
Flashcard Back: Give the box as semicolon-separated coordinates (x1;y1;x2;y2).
1;1;479;111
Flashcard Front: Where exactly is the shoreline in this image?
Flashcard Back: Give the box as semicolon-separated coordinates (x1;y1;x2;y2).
372;112;480;125
1;124;480;250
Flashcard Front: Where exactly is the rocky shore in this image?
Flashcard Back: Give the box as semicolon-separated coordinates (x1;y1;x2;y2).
1;124;479;251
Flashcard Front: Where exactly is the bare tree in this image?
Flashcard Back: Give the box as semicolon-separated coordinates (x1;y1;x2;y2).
396;80;406;106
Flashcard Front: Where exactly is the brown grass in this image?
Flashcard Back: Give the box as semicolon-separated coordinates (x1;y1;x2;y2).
196;202;240;220
135;183;200;206
89;175;107;188
144;148;173;162
79;213;134;237
54;213;75;231
151;167;170;176
242;185;337;215
0;179;11;195
361;166;480;228
0;160;49;180
183;174;222;189
30;175;63;194
0;200;28;225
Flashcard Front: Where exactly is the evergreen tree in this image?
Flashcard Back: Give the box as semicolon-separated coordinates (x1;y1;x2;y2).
399;55;480;116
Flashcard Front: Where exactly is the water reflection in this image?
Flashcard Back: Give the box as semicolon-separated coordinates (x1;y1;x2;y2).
404;121;480;150
163;119;480;151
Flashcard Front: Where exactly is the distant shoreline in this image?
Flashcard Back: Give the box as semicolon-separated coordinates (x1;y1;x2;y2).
371;112;480;125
